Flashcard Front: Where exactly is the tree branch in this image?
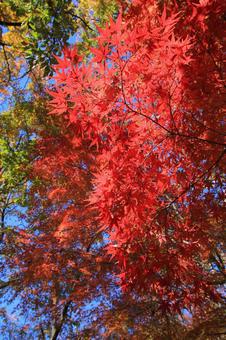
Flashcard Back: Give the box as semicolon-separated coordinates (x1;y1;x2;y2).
0;41;11;47
50;301;71;340
40;326;45;340
0;279;18;290
0;21;21;27
64;11;94;32
86;230;102;252
0;206;6;243
2;44;11;82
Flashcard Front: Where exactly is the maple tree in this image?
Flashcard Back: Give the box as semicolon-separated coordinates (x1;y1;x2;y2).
0;0;225;338
46;0;225;310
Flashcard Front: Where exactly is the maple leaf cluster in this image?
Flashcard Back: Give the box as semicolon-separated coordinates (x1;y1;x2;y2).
9;0;225;317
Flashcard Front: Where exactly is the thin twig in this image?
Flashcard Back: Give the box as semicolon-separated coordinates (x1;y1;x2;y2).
154;148;225;218
118;54;225;147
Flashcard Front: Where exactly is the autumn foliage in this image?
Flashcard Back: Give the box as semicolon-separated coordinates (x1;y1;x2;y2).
5;0;225;336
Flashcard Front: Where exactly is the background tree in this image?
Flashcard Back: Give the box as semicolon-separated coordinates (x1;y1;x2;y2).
0;0;119;338
0;0;117;248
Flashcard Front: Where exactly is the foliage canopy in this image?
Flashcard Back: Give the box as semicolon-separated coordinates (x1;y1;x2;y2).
0;0;225;338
